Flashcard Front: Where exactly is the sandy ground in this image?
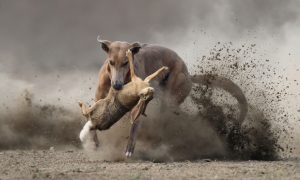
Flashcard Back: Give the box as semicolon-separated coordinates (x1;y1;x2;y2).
0;150;299;180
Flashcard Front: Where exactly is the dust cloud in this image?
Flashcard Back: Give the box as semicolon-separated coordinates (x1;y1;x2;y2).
83;43;289;161
0;0;299;161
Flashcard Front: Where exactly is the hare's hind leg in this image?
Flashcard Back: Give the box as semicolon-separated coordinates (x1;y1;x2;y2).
144;67;169;83
126;49;138;80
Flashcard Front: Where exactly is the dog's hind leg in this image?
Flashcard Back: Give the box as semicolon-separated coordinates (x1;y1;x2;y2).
165;72;192;105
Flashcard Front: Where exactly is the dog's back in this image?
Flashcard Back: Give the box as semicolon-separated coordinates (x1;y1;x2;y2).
134;44;187;79
133;44;192;104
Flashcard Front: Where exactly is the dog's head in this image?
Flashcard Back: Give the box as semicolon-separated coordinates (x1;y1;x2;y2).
98;36;141;90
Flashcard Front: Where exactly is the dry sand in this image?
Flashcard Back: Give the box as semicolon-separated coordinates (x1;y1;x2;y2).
0;150;299;180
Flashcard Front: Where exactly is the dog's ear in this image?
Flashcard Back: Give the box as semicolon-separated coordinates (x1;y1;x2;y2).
97;36;111;53
130;42;141;54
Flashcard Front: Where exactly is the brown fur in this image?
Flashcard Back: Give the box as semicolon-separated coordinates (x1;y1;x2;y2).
79;49;168;156
88;38;248;157
95;39;192;106
96;38;248;121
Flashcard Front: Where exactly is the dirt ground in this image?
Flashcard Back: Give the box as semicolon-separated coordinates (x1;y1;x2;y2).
0;150;299;180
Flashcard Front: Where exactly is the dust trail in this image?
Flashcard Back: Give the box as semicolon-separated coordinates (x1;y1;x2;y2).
0;42;295;162
0;41;295;162
81;42;294;161
0;90;82;150
0;0;299;161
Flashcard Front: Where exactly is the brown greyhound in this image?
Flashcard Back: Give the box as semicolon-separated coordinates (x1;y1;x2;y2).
95;37;191;105
96;36;248;116
94;36;248;149
79;49;168;157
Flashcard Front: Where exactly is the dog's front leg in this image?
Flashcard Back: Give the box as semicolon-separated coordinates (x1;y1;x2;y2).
95;63;111;101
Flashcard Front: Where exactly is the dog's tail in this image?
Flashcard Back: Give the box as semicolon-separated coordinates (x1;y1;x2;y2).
191;74;248;123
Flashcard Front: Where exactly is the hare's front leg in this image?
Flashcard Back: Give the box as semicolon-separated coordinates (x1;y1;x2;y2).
125;87;155;157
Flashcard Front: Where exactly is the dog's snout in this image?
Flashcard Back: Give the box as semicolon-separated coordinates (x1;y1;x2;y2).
112;81;123;90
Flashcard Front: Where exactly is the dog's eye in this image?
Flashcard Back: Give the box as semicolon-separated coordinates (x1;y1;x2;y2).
122;61;128;67
109;60;115;66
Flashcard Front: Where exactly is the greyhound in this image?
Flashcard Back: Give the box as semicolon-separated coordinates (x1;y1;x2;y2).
79;49;168;157
94;36;248;151
95;36;248;119
95;37;191;105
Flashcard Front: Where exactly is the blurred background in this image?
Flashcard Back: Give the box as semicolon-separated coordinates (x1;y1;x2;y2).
0;0;299;157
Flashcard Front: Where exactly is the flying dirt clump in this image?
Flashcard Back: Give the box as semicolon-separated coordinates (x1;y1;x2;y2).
190;42;294;158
